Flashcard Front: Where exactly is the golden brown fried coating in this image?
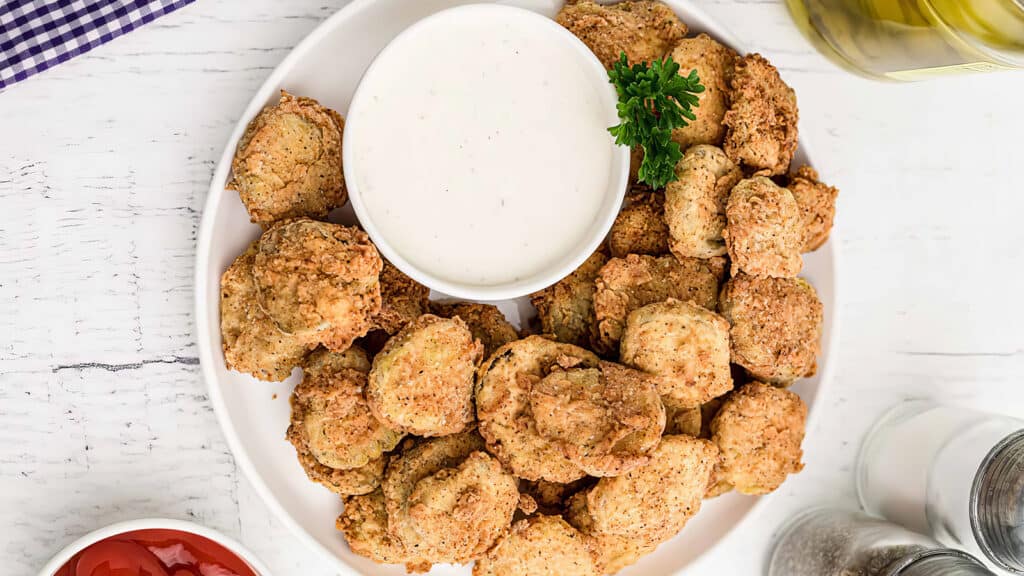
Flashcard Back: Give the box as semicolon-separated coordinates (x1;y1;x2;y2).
519;477;596;515
531;361;666;477
787;165;838;252
565;493;659;573
253;218;382;350
476;336;600;482
719;274;823;385
337;489;415;565
556;0;687;69
531;250;607;348
368;314;483;437
711;382;807;495
723;54;799;176
290;440;387;496
228;90;346;225
724;177;803;278
303;344;371;374
372;262;430;335
665;145;743;259
593;254;726;354
620;299;732;409
670;35;739;150
473;515;599;576
607;188;669;258
431;301;519;359
664;403;702;436
220;241;314;381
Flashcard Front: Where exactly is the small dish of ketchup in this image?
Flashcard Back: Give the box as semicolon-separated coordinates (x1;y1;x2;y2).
39;519;270;576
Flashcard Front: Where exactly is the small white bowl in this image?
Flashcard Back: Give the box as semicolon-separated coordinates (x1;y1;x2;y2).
343;3;629;301
36;518;272;576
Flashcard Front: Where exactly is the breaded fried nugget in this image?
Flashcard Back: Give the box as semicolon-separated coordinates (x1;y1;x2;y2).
556;0;687;69
431;301;519;359
723;54;799;176
289;440;387;496
337;489;414;565
724;177;803;278
787;165;838;252
228;90;347;225
476;336;600;482
620;299;732;409
593;254;726;354
711;382;807;494
253;218;382;350
531;250;607;348
719;274;823;385
372;261;430;335
473;515;599;576
220;241;314;381
664;403;702;436
531;361;666;477
368;314;483;437
670;35;739;150
566;492;658;573
607;188;669;258
665;145;743;259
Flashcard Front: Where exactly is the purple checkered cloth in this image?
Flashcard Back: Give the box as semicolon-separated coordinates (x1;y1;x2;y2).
1;0;195;90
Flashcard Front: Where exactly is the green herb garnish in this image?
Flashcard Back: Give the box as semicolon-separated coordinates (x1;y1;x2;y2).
607;52;704;189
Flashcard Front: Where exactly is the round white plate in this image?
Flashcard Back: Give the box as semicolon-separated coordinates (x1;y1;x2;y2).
194;1;839;574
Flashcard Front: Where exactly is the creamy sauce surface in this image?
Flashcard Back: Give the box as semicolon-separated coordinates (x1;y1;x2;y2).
347;6;619;287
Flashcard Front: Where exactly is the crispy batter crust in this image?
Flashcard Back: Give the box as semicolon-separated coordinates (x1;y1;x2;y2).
665;145;743;259
711;382;807;495
473;515;599;576
723;54;798;176
556;0;687;69
475;336;599;482
336;489;413;565
531;251;608;349
670;35;739;150
288;440;386;496
787;165;838;252
620;299;733;408
724;177;803;278
372;262;430;335
518;477;596;515
607;188;669;258
593;254;726;355
228;90;347;225
368;314;483;437
431;301;519;359
565;492;659;573
719;274;823;384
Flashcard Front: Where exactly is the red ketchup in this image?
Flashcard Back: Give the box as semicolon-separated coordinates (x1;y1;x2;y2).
54;529;260;576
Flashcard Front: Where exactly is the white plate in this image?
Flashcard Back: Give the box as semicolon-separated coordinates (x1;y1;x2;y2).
194;1;839;574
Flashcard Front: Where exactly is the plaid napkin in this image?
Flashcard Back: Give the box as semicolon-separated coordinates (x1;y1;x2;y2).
1;0;195;90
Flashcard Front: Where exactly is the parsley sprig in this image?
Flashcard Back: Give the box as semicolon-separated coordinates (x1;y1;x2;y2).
608;52;704;189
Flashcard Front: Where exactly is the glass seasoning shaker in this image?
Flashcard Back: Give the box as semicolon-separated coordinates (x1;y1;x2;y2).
769;508;995;576
858;401;1024;574
786;0;1024;80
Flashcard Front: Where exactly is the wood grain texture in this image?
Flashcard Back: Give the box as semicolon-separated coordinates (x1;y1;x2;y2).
2;1;1023;574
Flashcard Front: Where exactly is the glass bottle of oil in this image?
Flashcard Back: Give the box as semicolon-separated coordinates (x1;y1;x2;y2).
787;0;1024;80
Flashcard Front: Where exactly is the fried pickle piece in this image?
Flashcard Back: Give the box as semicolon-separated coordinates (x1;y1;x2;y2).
566;492;658;573
711;382;807;494
473;515;599;576
723;54;798;176
253;218;382;349
670;35;739;150
665;145;743;259
476;336;599;482
664;403;702;436
368;314;482;437
372;261;430;335
220;241;314;381
290;441;386;496
519;477;596;515
724;177;803;278
431;301;519;359
303;344;370;374
607;188;669;258
337;489;414;565
531;361;666;477
593;254;726;354
719;274;823;385
228;90;346;225
556;0;687;69
530;251;607;348
787;165;838;252
620;299;732;409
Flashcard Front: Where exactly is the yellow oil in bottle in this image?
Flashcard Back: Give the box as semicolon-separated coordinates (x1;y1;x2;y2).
787;0;1024;80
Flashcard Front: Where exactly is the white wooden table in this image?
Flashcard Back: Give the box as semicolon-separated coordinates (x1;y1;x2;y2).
2;1;1023;574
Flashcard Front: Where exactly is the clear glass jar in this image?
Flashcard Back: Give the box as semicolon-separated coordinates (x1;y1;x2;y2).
858;401;1024;573
769;508;995;576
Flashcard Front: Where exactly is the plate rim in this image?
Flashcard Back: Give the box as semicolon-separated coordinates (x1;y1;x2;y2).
193;1;841;574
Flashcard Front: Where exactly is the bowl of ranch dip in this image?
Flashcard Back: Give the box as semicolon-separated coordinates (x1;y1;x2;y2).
343;3;629;301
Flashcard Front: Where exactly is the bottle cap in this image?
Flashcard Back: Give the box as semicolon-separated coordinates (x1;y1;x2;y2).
972;429;1024;574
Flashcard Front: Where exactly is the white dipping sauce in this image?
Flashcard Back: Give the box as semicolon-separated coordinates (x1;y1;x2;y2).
345;5;622;289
